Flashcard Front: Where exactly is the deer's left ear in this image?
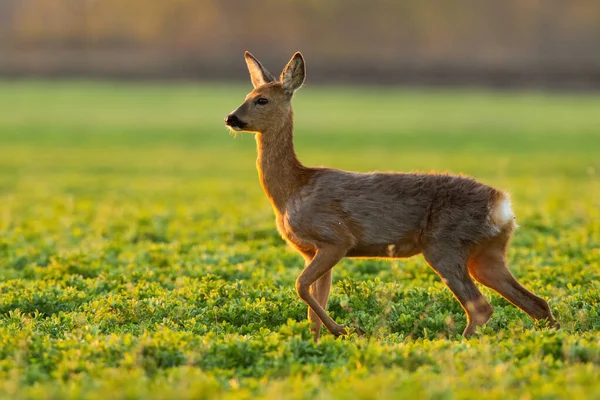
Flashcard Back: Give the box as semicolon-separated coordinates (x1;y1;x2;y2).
280;52;305;94
245;51;276;88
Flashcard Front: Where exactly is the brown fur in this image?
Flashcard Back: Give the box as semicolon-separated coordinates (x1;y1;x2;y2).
225;51;559;340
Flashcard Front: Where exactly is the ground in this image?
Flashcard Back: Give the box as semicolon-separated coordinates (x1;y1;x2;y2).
0;81;599;399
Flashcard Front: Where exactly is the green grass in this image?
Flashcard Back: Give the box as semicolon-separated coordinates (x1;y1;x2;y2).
0;81;599;399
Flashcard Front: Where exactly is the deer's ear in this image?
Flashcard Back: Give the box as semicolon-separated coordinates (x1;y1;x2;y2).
244;51;275;88
280;52;305;94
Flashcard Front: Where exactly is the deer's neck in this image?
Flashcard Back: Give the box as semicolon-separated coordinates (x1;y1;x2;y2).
256;113;308;212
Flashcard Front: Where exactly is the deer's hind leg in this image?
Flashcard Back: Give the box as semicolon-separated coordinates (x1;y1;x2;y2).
422;246;494;337
467;232;558;328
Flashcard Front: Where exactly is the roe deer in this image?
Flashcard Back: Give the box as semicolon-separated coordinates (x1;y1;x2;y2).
224;51;559;341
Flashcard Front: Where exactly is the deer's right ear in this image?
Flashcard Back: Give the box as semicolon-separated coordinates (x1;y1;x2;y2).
244;52;276;88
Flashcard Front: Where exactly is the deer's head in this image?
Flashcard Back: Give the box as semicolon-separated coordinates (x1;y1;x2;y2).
225;52;305;134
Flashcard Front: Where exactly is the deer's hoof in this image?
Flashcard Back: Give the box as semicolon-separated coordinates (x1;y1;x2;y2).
330;325;348;337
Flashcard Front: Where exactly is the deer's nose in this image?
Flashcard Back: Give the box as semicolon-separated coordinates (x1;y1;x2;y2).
225;114;242;127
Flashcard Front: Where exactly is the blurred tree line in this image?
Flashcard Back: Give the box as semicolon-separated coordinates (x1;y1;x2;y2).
1;0;599;87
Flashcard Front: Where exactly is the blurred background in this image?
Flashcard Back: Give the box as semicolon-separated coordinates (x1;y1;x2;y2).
1;0;599;88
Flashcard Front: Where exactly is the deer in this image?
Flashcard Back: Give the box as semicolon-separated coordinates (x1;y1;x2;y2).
224;51;559;341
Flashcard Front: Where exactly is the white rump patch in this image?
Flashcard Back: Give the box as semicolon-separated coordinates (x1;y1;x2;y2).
490;196;515;227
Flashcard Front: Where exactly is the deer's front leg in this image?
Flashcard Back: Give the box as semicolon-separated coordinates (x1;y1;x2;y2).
308;269;332;341
296;245;359;338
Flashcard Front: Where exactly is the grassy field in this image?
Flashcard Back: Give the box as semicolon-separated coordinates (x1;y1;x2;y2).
0;81;599;399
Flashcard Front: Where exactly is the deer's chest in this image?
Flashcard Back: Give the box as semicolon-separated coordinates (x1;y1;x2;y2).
275;213;317;257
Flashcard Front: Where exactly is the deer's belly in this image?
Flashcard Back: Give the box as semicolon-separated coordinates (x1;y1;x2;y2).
346;241;421;258
277;213;420;260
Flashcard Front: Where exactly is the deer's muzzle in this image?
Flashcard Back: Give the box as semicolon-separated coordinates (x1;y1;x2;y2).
224;114;247;130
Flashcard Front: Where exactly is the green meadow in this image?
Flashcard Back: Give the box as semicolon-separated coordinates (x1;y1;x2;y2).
0;81;599;399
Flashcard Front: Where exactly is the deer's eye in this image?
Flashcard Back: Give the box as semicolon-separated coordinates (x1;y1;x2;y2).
256;98;269;105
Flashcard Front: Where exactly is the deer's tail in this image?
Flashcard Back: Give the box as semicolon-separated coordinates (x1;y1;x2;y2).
490;192;517;232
